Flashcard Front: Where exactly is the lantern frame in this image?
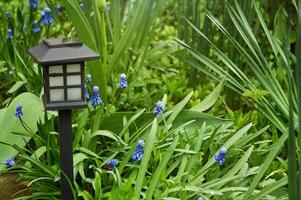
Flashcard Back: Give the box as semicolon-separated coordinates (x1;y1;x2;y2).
28;38;100;111
43;61;86;110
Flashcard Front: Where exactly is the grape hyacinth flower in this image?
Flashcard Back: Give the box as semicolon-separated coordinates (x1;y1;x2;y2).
5;11;10;20
55;5;61;14
15;104;23;118
5;157;15;168
29;0;39;9
87;74;92;83
83;85;89;99
119;73;128;88
33;20;40;33
104;159;118;170
80;3;84;11
131;140;145;162
7;28;13;40
41;7;54;26
90;86;102;108
214;147;227;165
153;101;164;116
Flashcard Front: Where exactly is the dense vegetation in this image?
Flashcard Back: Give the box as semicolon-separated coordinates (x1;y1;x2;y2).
0;0;299;199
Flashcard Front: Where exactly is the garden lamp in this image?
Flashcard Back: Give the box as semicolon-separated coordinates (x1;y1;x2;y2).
28;38;100;200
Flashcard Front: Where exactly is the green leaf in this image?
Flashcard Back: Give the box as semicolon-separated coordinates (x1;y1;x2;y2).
146;135;179;200
0;93;44;169
78;190;94;200
243;132;287;199
73;153;88;167
191;78;225;112
133;118;158;198
249;177;288;200
0;108;7;123
191;123;253;185
100;110;229;134
93;172;102;200
166;92;193;130
7;81;26;94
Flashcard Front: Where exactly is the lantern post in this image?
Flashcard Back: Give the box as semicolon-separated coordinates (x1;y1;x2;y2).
28;38;100;200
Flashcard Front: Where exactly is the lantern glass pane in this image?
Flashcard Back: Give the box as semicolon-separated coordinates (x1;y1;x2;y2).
67;88;82;101
49;76;64;87
50;89;64;102
67;64;81;73
49;65;63;74
67;75;81;86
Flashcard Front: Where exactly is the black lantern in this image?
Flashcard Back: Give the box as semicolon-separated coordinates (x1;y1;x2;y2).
28;38;99;110
28;38;100;200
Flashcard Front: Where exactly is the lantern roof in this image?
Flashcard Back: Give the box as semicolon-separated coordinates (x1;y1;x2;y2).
28;38;100;65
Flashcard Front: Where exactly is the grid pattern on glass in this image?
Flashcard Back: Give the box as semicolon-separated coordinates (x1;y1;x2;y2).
50;89;64;102
66;64;81;73
49;65;63;74
47;63;83;102
67;75;81;86
67;88;82;101
49;76;64;87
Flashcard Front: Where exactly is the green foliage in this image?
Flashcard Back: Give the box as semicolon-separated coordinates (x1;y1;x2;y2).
0;93;44;170
177;0;295;198
0;0;295;199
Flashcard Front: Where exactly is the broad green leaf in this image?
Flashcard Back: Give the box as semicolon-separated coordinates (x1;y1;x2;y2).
100;110;229;134
0;93;44;169
0;108;7;123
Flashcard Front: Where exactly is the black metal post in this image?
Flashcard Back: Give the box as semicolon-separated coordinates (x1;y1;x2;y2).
58;110;74;200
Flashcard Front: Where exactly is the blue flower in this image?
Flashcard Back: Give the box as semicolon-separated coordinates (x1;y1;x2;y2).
41;7;53;26
9;70;13;77
106;159;118;169
5;157;15;168
153;101;164;116
5;11;10;20
220;147;227;156
29;0;39;9
119;73;128;88
15;104;23;118
33;20;40;33
55;5;61;14
214;147;227;165
90;86;102;108
214;153;225;165
7;28;13;40
83;85;89;99
86;74;92;83
131;140;145;162
197;197;203;200
80;3;84;12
